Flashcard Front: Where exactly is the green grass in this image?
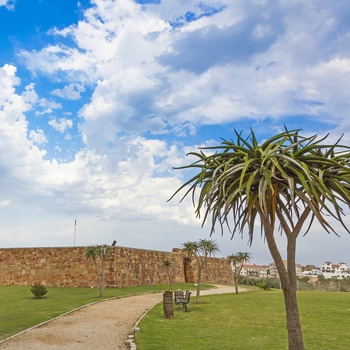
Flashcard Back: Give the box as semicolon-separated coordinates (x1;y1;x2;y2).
136;289;350;350
0;283;211;341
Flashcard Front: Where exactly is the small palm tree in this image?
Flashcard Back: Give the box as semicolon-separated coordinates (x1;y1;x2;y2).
182;239;219;303
163;260;173;289
85;244;113;297
228;252;252;294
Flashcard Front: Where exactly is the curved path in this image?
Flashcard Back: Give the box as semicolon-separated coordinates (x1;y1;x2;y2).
0;285;237;350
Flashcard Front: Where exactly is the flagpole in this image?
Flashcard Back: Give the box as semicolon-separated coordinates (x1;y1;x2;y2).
74;219;77;246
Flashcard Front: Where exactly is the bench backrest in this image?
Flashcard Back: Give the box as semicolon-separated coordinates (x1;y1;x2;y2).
174;290;191;303
174;291;184;303
184;290;191;301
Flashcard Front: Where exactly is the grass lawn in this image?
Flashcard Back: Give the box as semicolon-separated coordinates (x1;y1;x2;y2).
0;283;211;341
136;289;350;350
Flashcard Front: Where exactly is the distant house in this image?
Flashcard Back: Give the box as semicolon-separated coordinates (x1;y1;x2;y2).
335;262;349;274
320;261;350;279
321;261;334;273
240;260;350;280
268;261;302;276
300;265;321;276
240;264;269;278
301;268;321;276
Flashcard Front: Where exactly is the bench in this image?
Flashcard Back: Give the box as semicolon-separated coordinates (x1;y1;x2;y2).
174;290;191;312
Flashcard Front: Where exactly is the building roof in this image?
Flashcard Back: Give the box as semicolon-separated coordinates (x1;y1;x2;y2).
242;264;267;269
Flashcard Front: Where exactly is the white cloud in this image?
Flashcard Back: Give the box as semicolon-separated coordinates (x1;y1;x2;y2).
0;199;12;208
34;98;62;116
22;83;39;104
0;65;49;204
0;64;21;103
49;117;73;133
29;129;48;144
20;45;97;83
12;0;350;209
2;0;350;264
0;0;14;10
0;63;194;233
19;0;350;153
51;83;85;100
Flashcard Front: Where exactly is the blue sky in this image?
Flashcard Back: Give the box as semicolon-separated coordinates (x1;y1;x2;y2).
1;0;350;266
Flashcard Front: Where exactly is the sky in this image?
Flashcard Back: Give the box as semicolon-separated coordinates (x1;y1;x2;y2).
1;0;350;266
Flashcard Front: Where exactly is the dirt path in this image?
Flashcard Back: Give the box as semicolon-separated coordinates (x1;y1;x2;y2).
0;285;237;350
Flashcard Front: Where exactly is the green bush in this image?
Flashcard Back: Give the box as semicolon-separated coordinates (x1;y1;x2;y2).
238;276;281;289
257;282;272;290
264;278;281;289
30;283;48;299
298;276;310;283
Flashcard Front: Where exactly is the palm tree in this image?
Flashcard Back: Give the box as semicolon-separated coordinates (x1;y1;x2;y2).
228;252;252;294
163;260;173;289
85;245;100;293
85;244;113;297
182;239;220;303
170;128;350;350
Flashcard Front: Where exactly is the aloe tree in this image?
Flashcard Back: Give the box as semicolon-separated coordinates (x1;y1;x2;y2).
85;244;113;297
228;252;252;294
170;128;350;350
182;239;219;303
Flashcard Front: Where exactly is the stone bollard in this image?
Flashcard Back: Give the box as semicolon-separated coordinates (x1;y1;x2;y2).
163;290;174;319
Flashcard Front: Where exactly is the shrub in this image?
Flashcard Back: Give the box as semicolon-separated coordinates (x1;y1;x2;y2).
239;276;281;289
30;283;48;299
298;276;310;283
257;282;272;290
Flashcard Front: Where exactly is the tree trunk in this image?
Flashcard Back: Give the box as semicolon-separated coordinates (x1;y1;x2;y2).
234;274;239;294
284;233;304;349
283;285;304;350
93;260;102;298
166;269;172;289
196;267;202;303
259;207;305;350
100;259;105;298
267;238;305;350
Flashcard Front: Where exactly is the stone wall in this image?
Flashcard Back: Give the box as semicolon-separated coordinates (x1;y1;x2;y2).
0;246;233;288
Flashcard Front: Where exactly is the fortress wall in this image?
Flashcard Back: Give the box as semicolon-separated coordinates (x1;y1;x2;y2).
0;246;232;288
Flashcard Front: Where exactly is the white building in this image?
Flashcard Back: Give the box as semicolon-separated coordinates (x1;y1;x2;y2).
268;261;302;276
320;262;350;279
240;264;269;278
301;269;321;276
239;261;350;280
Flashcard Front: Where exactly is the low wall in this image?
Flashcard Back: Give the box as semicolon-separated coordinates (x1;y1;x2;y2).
0;246;233;288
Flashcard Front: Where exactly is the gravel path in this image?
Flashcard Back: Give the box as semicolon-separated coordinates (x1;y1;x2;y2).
0;285;237;350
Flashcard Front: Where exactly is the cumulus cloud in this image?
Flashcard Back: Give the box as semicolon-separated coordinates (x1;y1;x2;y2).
0;0;14;10
3;0;350;261
0;63;194;232
49;117;73;133
10;0;350;217
19;0;350;151
51;83;85;100
29;129;48;144
0;65;48;203
20;45;97;84
157;3;285;74
35;98;62;116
